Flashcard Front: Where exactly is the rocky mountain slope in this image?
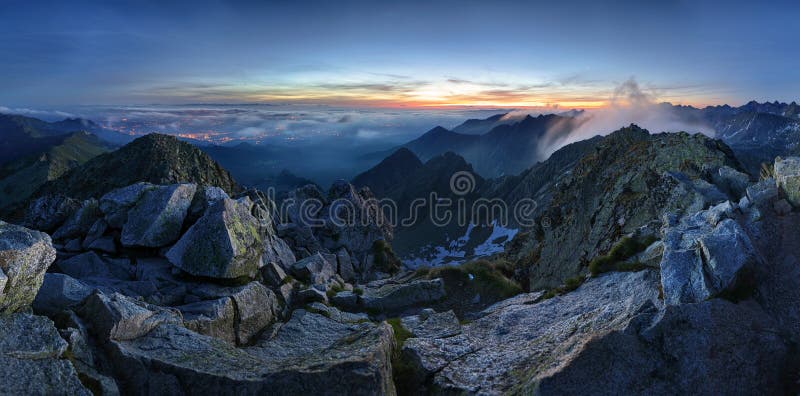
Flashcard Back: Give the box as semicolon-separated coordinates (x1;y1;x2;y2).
506;125;747;290
0;131;113;211
32;133;240;202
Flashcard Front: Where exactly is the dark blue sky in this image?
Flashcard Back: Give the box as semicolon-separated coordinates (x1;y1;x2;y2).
1;0;798;108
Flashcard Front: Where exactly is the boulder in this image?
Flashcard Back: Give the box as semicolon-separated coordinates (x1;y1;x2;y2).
179;282;279;345
0;221;57;313
52;199;102;241
32;273;94;316
99;182;156;228
23;194;81;232
0;313;90;395
774;156;800;207
230;282;280;344
698;219;760;293
166;197;263;279
290;252;336;285
78;291;182;341
261;261;288;287
402;270;660;394
711;165;750;199
81;218;108;249
107;309;395;394
532;300;787;395
400;309;461;338
336;247;356;282
57;251;133;281
660;209;759;305
179;296;236;343
187;185;229;220
361;278;446;312
121;183;196;247
87;236;117;254
746;178;778;207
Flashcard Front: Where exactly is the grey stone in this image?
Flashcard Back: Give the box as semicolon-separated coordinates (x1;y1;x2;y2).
188;185;229;220
402;271;660;394
179;297;236;343
336;247;356;282
53;199;102;241
166;197;263;279
87;235;117;254
532;300;787;395
121;183;196;247
774;156;800;207
81;218;108;249
711;165;751;199
230;282;280;345
290;252;336;285
296;287;328;305
261;261;288;287
0;313;90;395
108;310;395;395
746;177;778;206
23;194;81;232
361;277;446;312
660;210;759;305
99;182;156;228
78;291;182;341
32;273;94;316
331;290;359;310
400;310;461;338
0;221;57;313
57;251;132;281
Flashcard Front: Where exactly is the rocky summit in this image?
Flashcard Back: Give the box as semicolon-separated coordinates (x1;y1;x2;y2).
2;124;800;395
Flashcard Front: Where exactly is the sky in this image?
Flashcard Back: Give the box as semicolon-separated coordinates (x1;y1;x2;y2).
1;0;799;109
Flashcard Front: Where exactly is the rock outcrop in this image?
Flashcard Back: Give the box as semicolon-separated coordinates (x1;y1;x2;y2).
0;313;90;395
121;183;196;247
774;156;800;207
107;308;395;395
167;197;263;279
0;221;56;313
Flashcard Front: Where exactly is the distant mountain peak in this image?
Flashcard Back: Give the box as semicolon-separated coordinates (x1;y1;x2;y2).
33;133;240;201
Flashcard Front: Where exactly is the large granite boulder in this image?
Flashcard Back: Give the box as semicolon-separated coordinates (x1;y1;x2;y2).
361;277;446;312
52;199;101;241
774;156;800;207
0;313;90;395
531;300;787;395
290;252;336;285
402;270;660;394
78;291;182;341
180;282;280;345
660;205;760;305
99;182;156;228
121;183;196;247
711;165;751;200
0;221;57;313
32;273;94;316
106;308;395;395
166;197;263;279
746;177;778;207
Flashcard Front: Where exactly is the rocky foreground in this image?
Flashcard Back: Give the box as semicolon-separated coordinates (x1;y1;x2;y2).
1;134;800;395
